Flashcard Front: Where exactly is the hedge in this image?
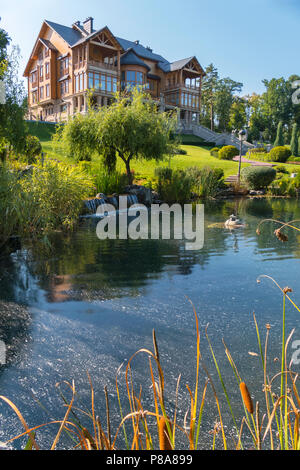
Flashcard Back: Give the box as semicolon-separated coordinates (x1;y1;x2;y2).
241;166;277;190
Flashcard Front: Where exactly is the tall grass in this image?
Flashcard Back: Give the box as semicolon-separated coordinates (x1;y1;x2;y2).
0;159;94;247
1;219;300;450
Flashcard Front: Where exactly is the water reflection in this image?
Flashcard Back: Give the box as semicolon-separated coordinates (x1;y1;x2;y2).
0;198;300;448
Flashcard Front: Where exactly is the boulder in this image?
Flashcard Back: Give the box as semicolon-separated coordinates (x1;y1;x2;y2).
124;185;153;206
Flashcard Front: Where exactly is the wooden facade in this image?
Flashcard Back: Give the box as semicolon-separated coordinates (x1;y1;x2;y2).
24;18;205;123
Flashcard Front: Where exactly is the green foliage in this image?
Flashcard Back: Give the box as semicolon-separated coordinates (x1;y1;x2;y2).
268;177;296;196
241;166;276;190
218;145;239;160
248;147;267;155
210;147;220;157
269;146;291;162
0;160;94;246
93;168;128;195
287;156;300;162
23;135;42;164
155;167;192;204
275;165;289;175
274;121;284;147
290;123;299;157
55;88;177;183
186;166;224;198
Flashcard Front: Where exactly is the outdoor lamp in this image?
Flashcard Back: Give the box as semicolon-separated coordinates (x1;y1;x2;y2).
238;129;247;183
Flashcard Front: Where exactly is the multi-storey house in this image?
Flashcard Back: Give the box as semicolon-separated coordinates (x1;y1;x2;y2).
24;17;205;124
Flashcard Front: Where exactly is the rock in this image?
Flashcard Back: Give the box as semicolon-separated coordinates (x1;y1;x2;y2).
96;193;106;199
124;185;153;206
249;190;265;196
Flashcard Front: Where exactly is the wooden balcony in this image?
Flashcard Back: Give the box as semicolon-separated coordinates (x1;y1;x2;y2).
163;83;201;92
88;60;118;72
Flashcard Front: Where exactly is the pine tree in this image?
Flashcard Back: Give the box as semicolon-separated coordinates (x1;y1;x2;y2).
274;121;284;147
290;123;299;157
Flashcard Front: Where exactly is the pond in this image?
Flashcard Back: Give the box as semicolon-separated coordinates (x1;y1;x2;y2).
1;197;300;449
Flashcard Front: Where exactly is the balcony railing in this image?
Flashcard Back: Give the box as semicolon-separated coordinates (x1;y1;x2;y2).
88;60;118;72
163;83;201;92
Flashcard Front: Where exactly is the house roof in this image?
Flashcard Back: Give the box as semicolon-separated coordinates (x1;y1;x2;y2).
120;49;151;70
39;38;58;52
45;20;83;46
25;19;205;77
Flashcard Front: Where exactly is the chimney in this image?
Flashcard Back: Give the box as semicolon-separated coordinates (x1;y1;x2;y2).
83;17;94;35
134;40;140;45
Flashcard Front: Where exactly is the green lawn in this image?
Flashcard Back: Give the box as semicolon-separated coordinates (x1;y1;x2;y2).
26;121;300;181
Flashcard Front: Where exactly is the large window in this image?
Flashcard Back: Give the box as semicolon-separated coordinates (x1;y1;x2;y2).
60;79;69;96
121;70;144;90
75;72;87;92
88;72;117;93
60;57;69;77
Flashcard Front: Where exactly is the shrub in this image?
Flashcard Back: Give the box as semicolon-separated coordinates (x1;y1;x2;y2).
155;167;192;204
287;156;300;163
276;165;289;175
248;147;267;155
268;146;291;163
241;166;276;190
218;145;239;160
186;166;224;198
0;164;23;246
23;135;42;164
93;168;128;195
210;147;220;158
268;178;296;197
175;148;188;155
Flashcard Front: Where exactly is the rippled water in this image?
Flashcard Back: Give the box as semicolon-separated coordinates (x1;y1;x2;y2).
1;198;300;449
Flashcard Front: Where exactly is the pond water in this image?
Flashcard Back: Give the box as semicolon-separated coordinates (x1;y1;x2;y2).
1;197;300;449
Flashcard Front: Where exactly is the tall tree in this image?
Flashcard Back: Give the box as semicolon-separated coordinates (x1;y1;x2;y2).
290;123;299;157
274;121;284;147
215;78;243;132
261;78;292;141
200;63;219;131
228;97;247;132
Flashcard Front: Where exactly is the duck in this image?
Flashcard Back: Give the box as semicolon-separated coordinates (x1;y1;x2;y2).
224;214;242;228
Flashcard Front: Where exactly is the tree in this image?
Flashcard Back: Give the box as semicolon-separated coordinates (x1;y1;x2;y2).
201;63;219;131
261;78;292;141
0;39;27;156
215;78;243;132
274;121;284;147
229;98;247;132
57;88;178;184
290;123;299;157
0;18;10;79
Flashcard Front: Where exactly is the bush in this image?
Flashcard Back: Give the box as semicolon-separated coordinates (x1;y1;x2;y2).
210;147;220;158
93;168;128;195
276;165;289;175
268;178;296;197
248;147;267;155
218;145;239;160
23;135;42;164
287;156;300;163
241;166;276;190
268;146;291;163
186;166;224;198
155;167;193;204
175;148;188;155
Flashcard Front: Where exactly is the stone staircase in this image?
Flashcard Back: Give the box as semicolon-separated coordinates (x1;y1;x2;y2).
178;122;254;155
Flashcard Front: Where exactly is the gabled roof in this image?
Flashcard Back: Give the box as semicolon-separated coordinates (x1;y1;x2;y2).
158;56;204;73
120;49;151;71
115;37;169;65
71;25;122;50
45;20;83;46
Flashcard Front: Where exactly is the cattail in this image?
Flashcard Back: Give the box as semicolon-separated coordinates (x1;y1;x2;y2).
274;229;288;242
158;417;172;450
240;382;254;415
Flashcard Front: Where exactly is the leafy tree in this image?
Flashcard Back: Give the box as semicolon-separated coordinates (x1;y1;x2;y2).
57;88;177;184
290;123;299;157
0;42;27;156
229;98;247;132
261;78;292;140
0;18;10;79
274;121;284;147
215;78;243;132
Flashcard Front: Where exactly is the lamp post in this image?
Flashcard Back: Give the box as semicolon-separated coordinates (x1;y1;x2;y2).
237;129;247;184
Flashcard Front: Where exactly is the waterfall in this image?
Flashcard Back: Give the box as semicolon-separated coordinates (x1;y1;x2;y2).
84;194;140;216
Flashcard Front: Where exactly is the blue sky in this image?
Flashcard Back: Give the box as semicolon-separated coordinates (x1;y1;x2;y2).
1;0;299;95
